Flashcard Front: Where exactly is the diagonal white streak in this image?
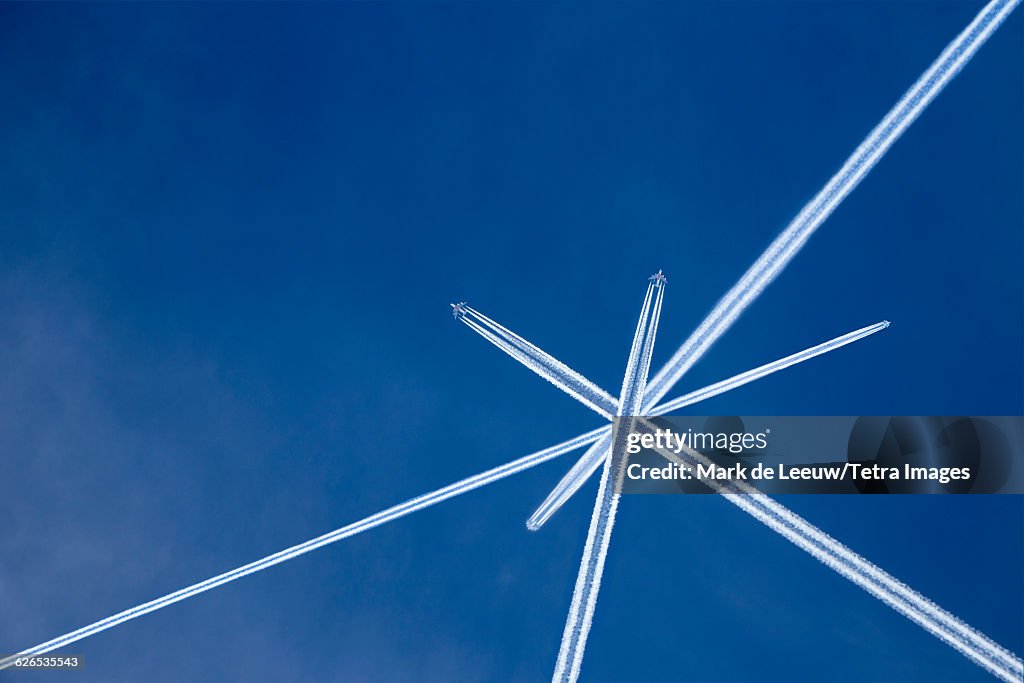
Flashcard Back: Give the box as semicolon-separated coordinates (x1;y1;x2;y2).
636;418;1024;683
553;281;664;683
461;308;618;419
526;321;892;530
642;0;1021;411
653;322;891;414
0;427;606;671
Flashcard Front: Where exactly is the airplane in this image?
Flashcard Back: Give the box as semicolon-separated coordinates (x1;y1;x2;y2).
649;270;667;287
450;302;469;319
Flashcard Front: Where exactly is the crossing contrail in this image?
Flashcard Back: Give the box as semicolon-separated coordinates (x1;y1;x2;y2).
542;0;1022;529
471;310;1021;679
4;0;1018;673
0;320;888;670
526;320;891;530
553;278;664;683
637;422;1024;683
459;307;618;418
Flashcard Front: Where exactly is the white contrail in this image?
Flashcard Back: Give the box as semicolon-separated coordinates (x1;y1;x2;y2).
526;320;892;530
641;0;1020;411
0;427;606;670
0;323;886;667
640;427;1024;683
460;315;614;417
553;280;664;683
654;321;890;414
749;494;1024;683
538;0;1021;533
460;307;618;419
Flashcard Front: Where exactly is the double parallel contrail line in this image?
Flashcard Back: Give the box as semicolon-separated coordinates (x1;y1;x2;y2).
0;428;604;670
554;280;664;683
529;0;1023;530
642;0;1021;409
460;306;617;418
637;419;1024;683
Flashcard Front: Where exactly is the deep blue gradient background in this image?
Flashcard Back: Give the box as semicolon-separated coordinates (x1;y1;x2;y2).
0;3;1021;681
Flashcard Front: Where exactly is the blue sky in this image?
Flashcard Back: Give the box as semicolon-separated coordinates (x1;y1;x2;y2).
0;2;1020;681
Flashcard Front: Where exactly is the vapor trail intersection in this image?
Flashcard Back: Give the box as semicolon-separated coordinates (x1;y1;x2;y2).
458;282;1020;683
3;0;1021;679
